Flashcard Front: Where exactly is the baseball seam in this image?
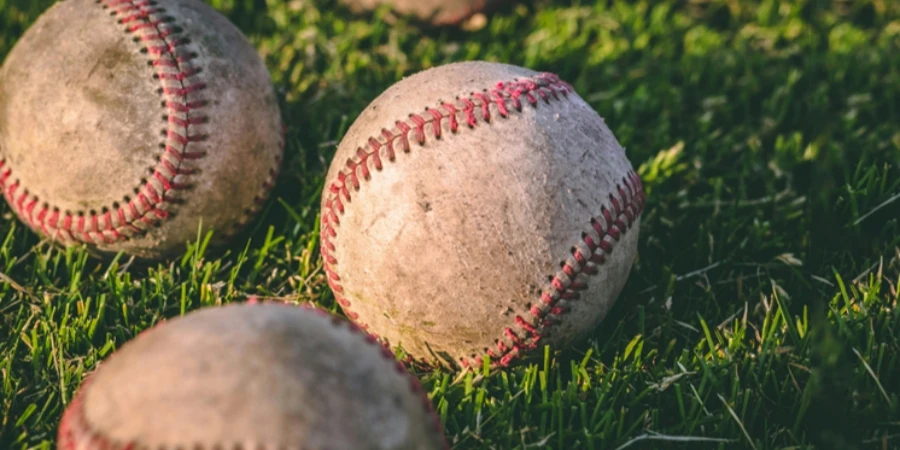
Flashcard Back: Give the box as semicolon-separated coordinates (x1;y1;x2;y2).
320;72;646;370
0;0;281;247
305;303;450;450
461;170;644;369
57;301;450;450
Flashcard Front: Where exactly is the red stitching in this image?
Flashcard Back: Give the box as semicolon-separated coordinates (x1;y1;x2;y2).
459;171;645;369
441;103;458;132
395;121;412;151
161;83;207;97
0;0;212;246
58;301;449;450
460;98;477;127
157;67;200;81
408;114;427;144
126;21;166;33
425;108;443;138
320;73;644;370
119;9;162;24
137;30;172;41
104;0;147;6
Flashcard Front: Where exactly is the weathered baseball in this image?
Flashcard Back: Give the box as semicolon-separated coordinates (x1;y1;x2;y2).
320;61;646;370
0;0;283;260
57;302;448;450
339;0;504;26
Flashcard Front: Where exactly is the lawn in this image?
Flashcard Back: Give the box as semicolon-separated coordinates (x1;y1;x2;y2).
1;0;899;448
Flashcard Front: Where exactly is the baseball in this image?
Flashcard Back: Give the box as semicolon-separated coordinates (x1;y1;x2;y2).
320;61;646;370
339;0;504;26
0;0;283;260
57;302;448;450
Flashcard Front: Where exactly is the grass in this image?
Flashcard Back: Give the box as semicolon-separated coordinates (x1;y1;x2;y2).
1;0;899;448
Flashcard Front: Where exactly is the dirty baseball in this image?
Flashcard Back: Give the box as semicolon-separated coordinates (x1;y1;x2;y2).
320;61;646;370
339;0;504;26
57;302;448;450
0;0;283;260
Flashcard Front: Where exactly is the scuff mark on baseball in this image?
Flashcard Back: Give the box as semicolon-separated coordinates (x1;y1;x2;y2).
320;61;646;371
0;0;284;260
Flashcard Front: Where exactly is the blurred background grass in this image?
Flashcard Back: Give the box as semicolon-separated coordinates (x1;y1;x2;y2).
1;0;899;448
